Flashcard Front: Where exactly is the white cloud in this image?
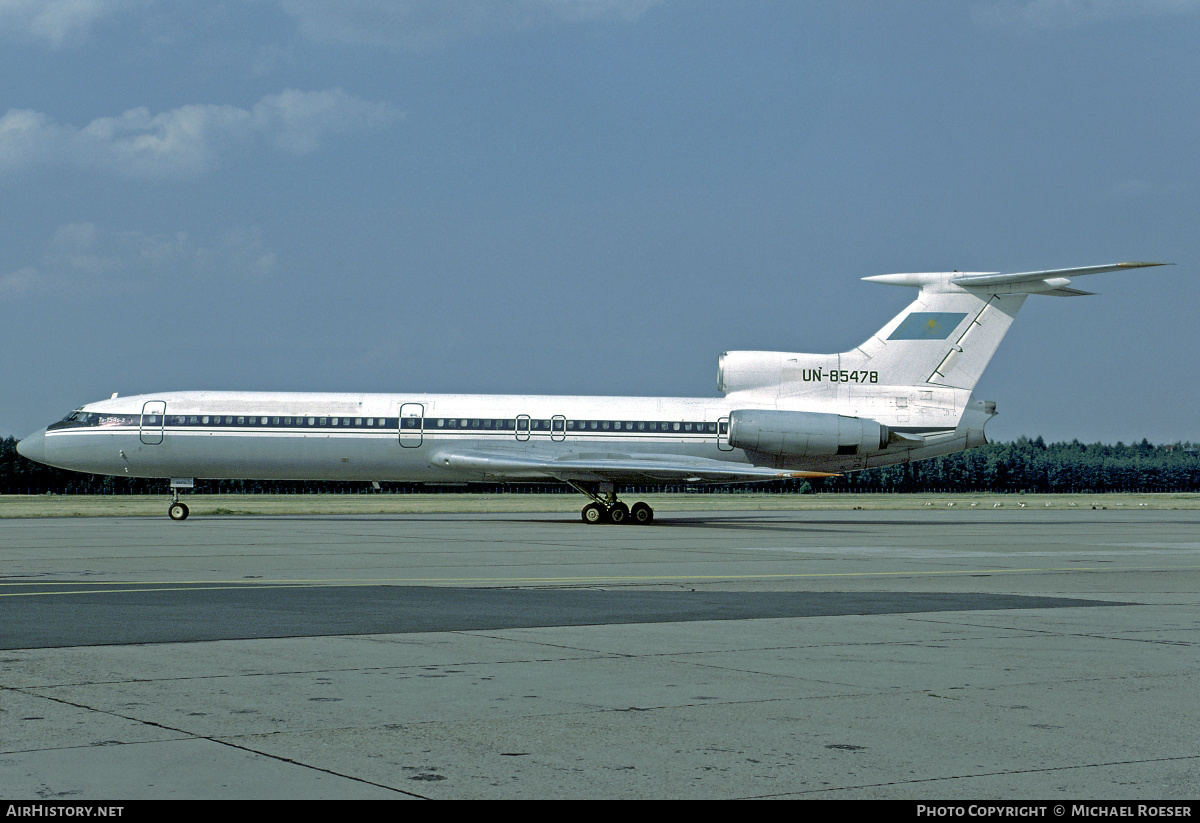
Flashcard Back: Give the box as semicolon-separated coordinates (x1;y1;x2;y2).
0;89;402;178
0;265;39;295
976;0;1200;29
279;0;664;51
2;0;665;51
0;0;143;48
1;223;278;298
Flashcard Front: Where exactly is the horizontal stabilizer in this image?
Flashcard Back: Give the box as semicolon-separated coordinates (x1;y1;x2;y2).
863;262;1170;296
949;261;1168;290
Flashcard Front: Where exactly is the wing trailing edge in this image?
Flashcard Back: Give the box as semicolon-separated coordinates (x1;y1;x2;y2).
431;448;837;484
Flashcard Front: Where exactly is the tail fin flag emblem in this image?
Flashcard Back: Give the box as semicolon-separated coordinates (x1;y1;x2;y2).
888;312;968;340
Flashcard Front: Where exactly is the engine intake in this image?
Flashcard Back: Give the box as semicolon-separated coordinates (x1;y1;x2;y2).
728;410;889;458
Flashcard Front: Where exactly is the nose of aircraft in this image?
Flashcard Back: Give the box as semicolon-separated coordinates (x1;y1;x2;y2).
16;428;47;464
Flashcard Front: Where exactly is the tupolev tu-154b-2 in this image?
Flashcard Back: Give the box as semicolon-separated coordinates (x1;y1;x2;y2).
16;262;1166;522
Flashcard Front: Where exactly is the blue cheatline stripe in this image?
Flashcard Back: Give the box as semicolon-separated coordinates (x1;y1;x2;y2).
887;312;967;340
47;415;729;435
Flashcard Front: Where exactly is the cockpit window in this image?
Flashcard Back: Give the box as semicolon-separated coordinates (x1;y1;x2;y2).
58;410;97;425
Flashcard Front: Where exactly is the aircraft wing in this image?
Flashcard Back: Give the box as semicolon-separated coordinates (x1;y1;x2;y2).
430;448;836;484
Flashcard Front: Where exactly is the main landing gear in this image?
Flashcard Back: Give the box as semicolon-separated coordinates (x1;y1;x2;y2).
567;481;654;525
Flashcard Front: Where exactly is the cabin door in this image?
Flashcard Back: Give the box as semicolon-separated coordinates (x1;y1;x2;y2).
139;401;166;445
399;403;424;447
717;416;733;451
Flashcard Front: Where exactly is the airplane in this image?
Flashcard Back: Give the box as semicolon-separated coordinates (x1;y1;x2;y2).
16;262;1166;522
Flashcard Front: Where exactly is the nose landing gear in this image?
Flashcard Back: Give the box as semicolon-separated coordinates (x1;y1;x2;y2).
167;478;193;520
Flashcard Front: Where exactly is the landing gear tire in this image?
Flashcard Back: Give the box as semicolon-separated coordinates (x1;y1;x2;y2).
630;502;654;524
582;502;607;524
168;502;189;521
608;502;630;524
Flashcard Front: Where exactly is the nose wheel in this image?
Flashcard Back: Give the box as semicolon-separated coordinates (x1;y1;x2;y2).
168;482;192;520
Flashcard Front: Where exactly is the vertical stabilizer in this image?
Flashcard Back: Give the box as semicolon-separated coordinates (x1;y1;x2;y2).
848;278;1025;391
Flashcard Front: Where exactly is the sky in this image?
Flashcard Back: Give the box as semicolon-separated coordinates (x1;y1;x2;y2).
2;0;1197;445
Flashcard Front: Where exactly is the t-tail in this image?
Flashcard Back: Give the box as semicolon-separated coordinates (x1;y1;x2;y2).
718;262;1167;470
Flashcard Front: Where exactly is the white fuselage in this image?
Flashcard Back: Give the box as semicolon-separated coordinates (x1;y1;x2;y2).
25;389;985;484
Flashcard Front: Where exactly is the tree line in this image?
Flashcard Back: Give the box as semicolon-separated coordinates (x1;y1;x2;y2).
1;435;1197;495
